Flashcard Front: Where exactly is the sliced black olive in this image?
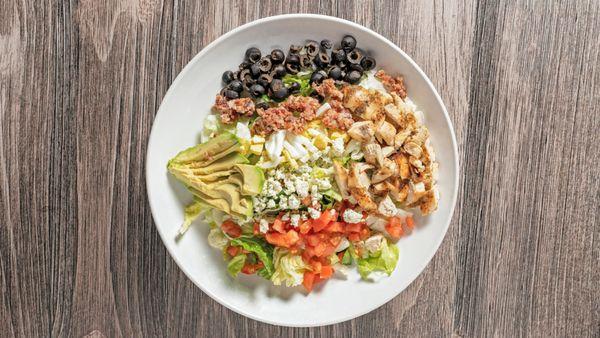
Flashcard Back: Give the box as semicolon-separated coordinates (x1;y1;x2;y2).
286;54;300;65
305;40;320;57
249;84;266;98
289;81;301;93
337;61;347;69
257;73;272;88
242;77;256;90
285;63;300;74
250;63;261;78
315;52;331;68
270;78;284;91
238;69;252;82
256;101;270;110
289;45;302;55
228;80;244;92
321;39;333;50
222;70;235;84
341;35;357;51
310;70;326;84
346;49;362;64
328;66;343;80
270;79;289;100
224;89;239;99
349;63;363;73
270;49;285;64
299;55;313;69
345;70;362;84
360;56;376;71
271;64;287;78
245;47;261;63
331;49;346;63
239;61;252;70
258;57;272;73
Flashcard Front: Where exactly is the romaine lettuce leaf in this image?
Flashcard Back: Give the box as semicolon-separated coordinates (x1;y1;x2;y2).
227;254;246;277
229;236;275;279
357;238;399;279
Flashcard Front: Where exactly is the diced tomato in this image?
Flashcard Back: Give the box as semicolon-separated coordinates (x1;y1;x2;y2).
359;226;371;240
241;261;263;274
221;219;242;238
303;271;316;292
272;218;286;233
265;230;300;248
337;251;345;261
348;233;360;242
310;260;322;273
253;222;260;235
388;216;401;228
299;220;312;234
325;221;344;233
406;216;415;229
311;209;335;232
386;224;402;239
385;216;404;239
328;234;342;247
226;246;240;257
345;222;362;233
306;234;320;247
320;265;333;279
315;241;337;257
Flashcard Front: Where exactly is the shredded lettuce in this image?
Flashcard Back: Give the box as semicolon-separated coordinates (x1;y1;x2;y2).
207;228;229;250
271;249;310;287
204;209;227;229
341;249;353;265
227;254;246;277
178;199;209;235
356;238;399;280
229;236;275;279
283;72;313;96
260;94;273;103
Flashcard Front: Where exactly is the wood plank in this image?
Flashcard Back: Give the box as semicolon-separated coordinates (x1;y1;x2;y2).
455;0;600;336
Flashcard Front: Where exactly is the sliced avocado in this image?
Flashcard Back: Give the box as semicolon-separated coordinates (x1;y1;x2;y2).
188;187;231;214
188;179;252;217
234;164;265;196
197;170;235;182
213;182;251;216
168;153;248;184
168;133;239;166
191;153;248;174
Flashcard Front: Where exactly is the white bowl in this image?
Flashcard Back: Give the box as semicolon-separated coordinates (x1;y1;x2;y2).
146;14;458;327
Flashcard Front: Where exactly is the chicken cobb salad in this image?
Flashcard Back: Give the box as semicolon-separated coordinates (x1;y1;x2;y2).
167;35;439;292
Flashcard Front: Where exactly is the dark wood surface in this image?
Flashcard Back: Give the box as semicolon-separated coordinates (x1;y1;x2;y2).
1;0;598;336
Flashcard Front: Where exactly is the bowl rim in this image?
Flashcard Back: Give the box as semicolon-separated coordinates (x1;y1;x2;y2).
146;13;459;327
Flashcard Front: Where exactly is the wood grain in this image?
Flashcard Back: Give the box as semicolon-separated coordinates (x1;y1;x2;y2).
0;0;598;336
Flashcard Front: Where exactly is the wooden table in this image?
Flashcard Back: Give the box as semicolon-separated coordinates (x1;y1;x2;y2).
1;1;598;336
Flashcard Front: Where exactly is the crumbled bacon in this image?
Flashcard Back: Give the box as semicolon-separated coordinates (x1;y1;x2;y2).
375;70;407;99
312;79;343;101
213;95;255;124
321;100;355;131
251;95;321;135
281;95;320;122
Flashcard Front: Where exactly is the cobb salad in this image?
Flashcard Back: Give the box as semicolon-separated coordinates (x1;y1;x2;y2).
167;35;439;292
